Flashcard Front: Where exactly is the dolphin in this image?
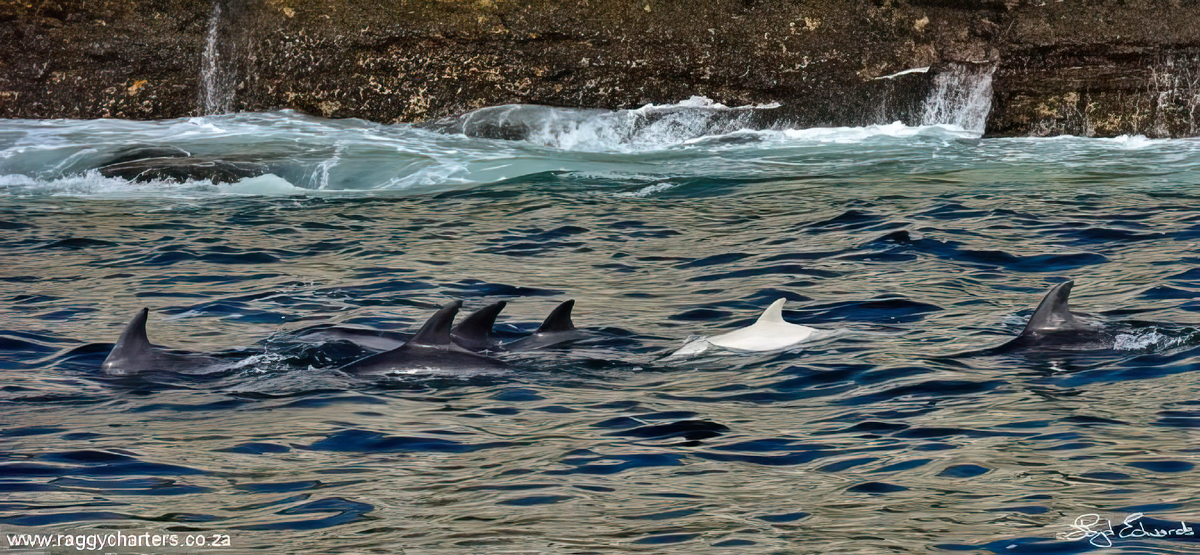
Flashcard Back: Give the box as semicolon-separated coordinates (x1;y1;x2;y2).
296;302;508;353
101;308;223;376
667;298;820;358
708;298;819;351
296;325;408;352
993;280;1114;352
339;301;506;375
501;300;590;352
451;301;508;352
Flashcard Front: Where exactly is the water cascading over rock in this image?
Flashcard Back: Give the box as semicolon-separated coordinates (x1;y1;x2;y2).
198;0;238;115
920;64;996;133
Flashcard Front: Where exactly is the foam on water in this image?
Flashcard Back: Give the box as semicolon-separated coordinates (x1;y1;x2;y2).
4;102;1200;198
613;182;680;198
431;96;982;152
1100;134;1164;149
1113;331;1182;351
437;96;784;152
779;122;976;143
217;174;307;196
0;170;208;198
228;352;287;371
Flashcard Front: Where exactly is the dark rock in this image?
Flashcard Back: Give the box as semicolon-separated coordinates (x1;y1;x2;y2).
94;144;269;184
0;0;1197;137
420;102;793;144
101;146;191;166
98;156;268;184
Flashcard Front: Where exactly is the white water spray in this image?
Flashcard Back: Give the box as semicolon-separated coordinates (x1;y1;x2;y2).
438;97;781;151
921;64;995;133
199;1;233;115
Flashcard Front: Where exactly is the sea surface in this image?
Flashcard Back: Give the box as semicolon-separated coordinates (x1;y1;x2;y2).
2;104;1200;554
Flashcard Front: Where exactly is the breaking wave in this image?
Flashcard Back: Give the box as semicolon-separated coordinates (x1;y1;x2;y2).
2;95;1197;198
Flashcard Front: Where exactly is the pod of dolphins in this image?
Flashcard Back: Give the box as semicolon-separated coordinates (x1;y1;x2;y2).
99;280;1117;376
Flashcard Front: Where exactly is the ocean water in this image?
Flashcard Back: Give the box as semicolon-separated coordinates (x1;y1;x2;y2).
2;105;1200;554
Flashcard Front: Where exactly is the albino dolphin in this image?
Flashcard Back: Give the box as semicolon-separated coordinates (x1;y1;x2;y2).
709;298;819;350
668;298;820;358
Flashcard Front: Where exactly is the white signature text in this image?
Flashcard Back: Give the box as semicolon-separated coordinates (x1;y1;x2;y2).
1059;513;1195;547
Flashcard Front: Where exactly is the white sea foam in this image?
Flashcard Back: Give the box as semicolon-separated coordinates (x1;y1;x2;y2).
780;122;975;143
1100;134;1160;149
217;174;306;195
663;336;714;360
228;352;288;372
0;170;209;198
0;169;309;198
1113;331;1177;351
614;182;679;198
454;96;783;152
3;106;1199;199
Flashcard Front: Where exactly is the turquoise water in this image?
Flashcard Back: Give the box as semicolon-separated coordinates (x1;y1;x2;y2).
2;108;1200;554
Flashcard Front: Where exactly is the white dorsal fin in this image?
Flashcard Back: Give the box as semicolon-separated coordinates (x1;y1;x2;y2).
756;298;788;325
702;298;819;353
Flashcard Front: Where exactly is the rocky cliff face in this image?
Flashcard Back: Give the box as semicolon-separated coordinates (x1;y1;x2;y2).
2;0;1198;137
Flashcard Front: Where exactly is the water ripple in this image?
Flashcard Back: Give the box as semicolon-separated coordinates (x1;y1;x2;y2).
2;117;1200;553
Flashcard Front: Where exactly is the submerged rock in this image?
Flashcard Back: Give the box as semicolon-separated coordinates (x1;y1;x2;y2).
96;146;267;184
98;158;268;184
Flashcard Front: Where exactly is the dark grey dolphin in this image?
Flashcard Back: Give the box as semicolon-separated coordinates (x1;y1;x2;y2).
994;280;1115;352
450;301;507;352
297;325;408;352
101;308;223;376
501;300;590;352
298;302;507;353
339;301;506;375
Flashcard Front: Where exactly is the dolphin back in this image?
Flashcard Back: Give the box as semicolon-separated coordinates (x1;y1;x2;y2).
537;300;576;333
100;308;222;375
410;301;464;346
101;308;154;374
500;300;586;352
451;301;507;351
341;301;506;375
1020;280;1088;337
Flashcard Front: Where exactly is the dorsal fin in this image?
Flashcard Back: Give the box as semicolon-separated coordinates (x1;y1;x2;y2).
1021;280;1086;335
452;301;506;346
103;308;153;369
756;298;788;325
537;300;575;333
409;301;462;346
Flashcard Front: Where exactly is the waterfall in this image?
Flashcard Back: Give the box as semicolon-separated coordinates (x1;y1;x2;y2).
198;1;235;115
921;64;995;133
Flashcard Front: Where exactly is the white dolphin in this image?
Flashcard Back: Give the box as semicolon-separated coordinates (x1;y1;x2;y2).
667;298;821;358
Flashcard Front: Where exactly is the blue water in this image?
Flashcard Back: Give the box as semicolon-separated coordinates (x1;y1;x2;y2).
2;108;1200;554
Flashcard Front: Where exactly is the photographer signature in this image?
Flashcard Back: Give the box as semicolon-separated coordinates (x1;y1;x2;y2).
1060;513;1195;547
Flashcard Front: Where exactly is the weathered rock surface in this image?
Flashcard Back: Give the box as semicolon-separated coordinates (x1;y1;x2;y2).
98;151;269;184
1;0;1198;137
